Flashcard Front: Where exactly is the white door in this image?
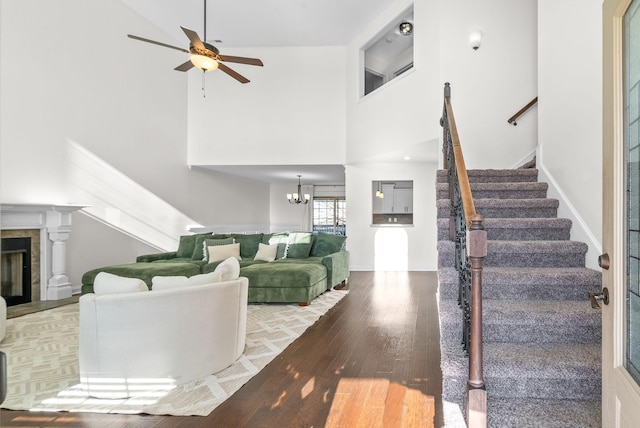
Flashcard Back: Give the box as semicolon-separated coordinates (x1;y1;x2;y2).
603;0;640;425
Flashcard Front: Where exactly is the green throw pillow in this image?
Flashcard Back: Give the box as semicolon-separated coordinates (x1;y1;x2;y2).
231;233;264;259
203;237;235;262
310;233;347;257
286;232;314;259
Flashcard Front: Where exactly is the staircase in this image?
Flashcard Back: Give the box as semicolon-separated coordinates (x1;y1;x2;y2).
436;169;602;427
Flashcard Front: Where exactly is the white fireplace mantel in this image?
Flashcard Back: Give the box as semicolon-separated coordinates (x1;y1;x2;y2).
1;203;85;300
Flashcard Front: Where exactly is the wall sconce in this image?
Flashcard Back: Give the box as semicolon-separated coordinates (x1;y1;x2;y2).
469;30;482;50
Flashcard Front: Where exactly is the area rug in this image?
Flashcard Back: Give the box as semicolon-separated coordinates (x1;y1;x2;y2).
0;290;348;416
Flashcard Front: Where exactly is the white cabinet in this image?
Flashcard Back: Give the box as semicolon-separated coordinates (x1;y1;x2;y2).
393;188;413;213
381;184;396;213
373;186;413;213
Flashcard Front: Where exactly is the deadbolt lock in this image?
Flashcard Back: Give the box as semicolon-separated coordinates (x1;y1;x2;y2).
588;288;609;309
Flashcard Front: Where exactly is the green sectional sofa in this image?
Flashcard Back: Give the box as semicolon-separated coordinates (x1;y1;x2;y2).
81;231;349;305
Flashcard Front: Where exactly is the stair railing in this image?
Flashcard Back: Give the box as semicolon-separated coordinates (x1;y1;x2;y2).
440;82;488;427
507;96;538;126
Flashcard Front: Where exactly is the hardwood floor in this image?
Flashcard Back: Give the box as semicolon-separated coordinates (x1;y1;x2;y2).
1;271;443;427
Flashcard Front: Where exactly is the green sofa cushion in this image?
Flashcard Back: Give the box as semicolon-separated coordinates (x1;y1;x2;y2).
231;233;264;259
176;233;209;259
310;233;347;257
241;263;326;289
285;232;314;259
81;262;201;293
201;258;266;274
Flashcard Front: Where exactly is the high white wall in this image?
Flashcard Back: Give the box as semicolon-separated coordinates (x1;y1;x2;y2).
538;0;603;266
0;0;269;288
438;0;539;169
187;46;347;166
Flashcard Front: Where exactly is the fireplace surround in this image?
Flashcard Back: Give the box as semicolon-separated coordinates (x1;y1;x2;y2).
1;204;84;301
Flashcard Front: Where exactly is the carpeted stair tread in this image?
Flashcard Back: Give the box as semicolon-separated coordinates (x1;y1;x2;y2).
441;342;601;400
437;169;539;183
485;240;587;267
438;217;572;240
487;397;600;428
438;240;588;268
437;198;559;219
438;299;600;344
438;266;602;300
436;181;548;200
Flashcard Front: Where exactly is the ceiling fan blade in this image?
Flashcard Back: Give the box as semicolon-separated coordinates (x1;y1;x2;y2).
127;34;189;53
180;26;205;51
218;55;264;67
218;62;250;84
174;60;194;72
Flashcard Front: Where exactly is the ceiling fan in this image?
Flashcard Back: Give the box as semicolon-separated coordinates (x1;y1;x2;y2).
127;0;263;84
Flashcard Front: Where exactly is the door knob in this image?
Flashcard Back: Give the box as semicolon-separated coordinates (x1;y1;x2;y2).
588;288;609;309
599;253;610;270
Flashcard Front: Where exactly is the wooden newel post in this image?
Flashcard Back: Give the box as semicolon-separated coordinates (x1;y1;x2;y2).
467;214;487;428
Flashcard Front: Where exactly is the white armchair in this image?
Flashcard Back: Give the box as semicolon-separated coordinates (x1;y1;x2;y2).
79;275;248;398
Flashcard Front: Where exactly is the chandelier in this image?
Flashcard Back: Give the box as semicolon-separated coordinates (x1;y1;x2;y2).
287;175;310;204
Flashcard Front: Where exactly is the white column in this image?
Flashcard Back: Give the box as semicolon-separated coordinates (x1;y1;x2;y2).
45;208;76;300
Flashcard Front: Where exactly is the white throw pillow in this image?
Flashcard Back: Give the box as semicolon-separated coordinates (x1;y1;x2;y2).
94;272;149;295
152;271;223;290
254;243;277;262
151;275;189;290
187;270;223;285
208;242;241;262
213;257;241;281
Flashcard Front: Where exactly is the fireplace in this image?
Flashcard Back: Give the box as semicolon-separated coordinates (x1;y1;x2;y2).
1;237;31;306
1;204;84;301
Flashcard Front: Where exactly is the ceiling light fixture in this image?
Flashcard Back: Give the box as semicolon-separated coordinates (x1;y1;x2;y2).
399;22;413;36
190;54;219;71
376;181;385;199
287;175;310;204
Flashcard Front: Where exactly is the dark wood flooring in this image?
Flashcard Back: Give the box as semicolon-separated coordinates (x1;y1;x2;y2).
1;271;443;427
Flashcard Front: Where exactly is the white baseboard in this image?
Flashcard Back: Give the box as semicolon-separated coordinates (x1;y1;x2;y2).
536;146;602;270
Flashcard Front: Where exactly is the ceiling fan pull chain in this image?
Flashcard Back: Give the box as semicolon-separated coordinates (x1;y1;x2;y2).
202;71;206;97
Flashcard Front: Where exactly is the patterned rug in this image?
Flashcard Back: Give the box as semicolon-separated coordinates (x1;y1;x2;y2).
0;290;348;416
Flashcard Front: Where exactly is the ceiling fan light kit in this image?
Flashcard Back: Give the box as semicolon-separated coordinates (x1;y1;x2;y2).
190;54;218;71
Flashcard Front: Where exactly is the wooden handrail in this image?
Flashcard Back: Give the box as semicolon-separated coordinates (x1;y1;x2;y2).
507;96;538;126
441;82;487;428
444;96;476;226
